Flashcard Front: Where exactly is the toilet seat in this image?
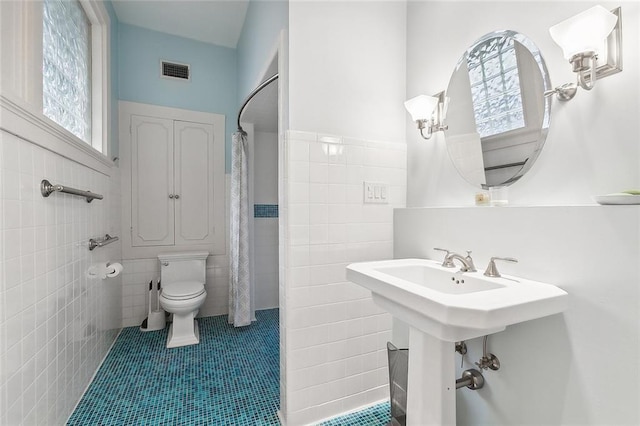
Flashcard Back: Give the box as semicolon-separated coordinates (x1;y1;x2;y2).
162;281;205;300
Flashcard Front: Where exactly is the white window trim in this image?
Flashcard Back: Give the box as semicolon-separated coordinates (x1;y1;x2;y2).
0;0;113;175
81;0;110;154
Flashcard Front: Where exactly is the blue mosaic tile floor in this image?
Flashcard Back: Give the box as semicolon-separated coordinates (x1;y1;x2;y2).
68;310;280;426
318;402;390;425
68;308;391;425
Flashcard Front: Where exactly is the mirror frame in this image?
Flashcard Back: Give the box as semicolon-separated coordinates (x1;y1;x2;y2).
444;30;552;189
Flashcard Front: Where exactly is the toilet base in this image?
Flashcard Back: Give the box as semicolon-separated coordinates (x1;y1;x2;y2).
166;319;200;348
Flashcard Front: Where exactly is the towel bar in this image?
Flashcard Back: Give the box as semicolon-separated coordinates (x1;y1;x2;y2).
41;179;103;203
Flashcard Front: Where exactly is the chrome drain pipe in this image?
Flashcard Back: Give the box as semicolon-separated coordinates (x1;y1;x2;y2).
456;369;484;390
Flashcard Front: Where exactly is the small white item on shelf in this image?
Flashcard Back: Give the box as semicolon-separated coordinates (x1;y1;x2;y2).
594;193;640;205
489;186;509;206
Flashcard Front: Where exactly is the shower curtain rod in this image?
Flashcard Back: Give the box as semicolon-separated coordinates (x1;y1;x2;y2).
236;73;279;134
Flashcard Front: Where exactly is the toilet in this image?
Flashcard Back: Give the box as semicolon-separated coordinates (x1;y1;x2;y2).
158;251;208;348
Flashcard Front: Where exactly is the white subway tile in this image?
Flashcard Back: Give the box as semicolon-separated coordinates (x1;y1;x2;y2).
327;184;346;204
2;170;20;200
289;161;310;183
345;165;364;185
3;200;21;229
289;225;310;247
309;163;328;183
309;224;329;245
309;205;328;225
309;142;329;164
309;183;328;204
327;164;346;184
289;267;310;288
3;229;21;260
318;135;343;145
289;246;310;267
289;140;310;162
289;204;309;226
289;182;310;204
288;130;317;142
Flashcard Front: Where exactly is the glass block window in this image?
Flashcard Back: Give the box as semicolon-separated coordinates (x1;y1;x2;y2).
43;0;92;143
467;37;526;138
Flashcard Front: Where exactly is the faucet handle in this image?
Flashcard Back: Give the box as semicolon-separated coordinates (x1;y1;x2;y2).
484;257;518;278
464;251;477;272
434;248;455;268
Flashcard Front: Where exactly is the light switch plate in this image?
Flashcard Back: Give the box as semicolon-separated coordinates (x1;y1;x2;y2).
363;181;389;204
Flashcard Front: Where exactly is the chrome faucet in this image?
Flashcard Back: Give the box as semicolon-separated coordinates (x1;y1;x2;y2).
434;248;477;272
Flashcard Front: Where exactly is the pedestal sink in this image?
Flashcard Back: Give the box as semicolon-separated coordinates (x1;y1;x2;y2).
346;258;568;425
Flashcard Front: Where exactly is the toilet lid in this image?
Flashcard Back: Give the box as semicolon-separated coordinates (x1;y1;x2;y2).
162;281;205;300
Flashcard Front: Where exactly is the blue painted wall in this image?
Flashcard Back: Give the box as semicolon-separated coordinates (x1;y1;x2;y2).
236;1;288;101
118;24;237;171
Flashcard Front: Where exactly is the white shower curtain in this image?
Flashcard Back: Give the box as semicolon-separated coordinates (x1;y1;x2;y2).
229;131;252;327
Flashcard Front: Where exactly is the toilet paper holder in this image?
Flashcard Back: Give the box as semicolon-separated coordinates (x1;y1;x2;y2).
88;262;124;279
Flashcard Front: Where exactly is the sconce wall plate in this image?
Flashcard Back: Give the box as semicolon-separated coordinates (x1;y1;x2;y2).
587;6;622;83
548;5;622;100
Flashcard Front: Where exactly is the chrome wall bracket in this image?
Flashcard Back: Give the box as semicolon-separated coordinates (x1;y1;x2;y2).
455;341;467;355
89;234;119;251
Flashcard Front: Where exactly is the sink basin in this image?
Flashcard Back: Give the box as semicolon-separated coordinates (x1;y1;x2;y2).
347;258;568;341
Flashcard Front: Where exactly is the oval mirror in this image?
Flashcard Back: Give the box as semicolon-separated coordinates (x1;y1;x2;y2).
444;30;552;189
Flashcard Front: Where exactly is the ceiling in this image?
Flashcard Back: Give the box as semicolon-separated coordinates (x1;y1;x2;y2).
111;0;250;48
113;0;278;133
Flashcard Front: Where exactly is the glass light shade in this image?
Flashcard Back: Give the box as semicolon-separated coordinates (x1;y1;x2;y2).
549;5;617;59
404;95;439;122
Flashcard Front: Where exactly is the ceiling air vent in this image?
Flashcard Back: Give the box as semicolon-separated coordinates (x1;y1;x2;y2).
161;61;190;81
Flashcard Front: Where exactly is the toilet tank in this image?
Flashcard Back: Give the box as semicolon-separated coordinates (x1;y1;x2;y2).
158;251;209;285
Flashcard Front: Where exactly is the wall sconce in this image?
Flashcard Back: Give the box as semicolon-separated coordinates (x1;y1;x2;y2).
547;5;622;100
404;93;448;140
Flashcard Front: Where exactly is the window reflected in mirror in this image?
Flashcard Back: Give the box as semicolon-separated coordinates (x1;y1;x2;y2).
445;31;551;189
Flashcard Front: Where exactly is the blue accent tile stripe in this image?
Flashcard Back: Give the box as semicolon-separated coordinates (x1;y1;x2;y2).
254;204;278;218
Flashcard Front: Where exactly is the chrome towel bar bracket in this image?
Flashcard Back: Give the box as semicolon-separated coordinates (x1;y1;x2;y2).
41;179;103;203
89;234;119;251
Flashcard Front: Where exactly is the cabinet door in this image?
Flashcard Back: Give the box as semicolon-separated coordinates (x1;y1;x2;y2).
131;115;175;246
174;120;216;245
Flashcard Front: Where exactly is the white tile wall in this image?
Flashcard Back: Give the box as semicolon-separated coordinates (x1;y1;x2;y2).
254;219;279;310
0;130;122;425
281;130;407;425
254;131;279;311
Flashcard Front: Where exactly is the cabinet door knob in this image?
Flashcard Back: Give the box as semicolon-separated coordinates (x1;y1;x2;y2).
169;194;174;199
174;194;180;199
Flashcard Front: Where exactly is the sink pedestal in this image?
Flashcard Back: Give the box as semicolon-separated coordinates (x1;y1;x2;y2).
407;327;456;426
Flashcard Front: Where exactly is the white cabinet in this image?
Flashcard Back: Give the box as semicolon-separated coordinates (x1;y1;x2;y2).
131;115;216;247
131;115;175;246
121;102;225;258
